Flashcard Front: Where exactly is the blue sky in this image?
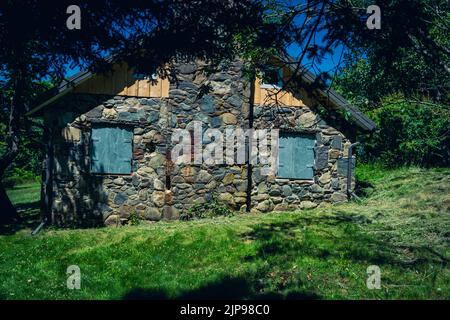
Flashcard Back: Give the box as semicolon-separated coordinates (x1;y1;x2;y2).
65;45;343;79
288;43;345;75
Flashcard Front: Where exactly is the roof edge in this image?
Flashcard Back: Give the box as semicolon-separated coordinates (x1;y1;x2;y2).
27;69;94;116
281;54;376;131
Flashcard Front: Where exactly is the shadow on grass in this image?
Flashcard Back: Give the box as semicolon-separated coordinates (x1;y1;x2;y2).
246;213;450;272
122;215;378;300
258;224;381;266
122;213;444;300
118;208;450;300
242;214;420;268
123;275;321;300
0;200;41;235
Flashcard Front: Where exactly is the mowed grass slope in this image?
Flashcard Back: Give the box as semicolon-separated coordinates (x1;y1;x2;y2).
1;166;449;300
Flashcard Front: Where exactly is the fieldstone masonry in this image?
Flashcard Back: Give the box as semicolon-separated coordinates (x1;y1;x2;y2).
250;105;354;213
44;59;355;226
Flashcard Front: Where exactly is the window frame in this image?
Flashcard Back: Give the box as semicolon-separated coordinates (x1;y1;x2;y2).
132;72;158;81
260;67;284;89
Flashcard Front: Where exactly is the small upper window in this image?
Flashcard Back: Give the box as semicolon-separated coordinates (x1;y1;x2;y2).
133;72;158;81
261;67;283;88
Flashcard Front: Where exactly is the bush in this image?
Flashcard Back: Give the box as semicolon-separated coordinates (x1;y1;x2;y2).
2;167;40;188
359;95;449;167
0;120;43;188
180;195;234;221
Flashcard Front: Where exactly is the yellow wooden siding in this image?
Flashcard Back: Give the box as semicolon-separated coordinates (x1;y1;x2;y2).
73;61;309;106
254;77;305;107
253;63;317;108
73;63;169;98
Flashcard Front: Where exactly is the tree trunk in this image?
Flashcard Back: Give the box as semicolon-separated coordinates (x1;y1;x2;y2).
0;64;25;225
0;181;19;224
0;131;20;224
41;127;54;223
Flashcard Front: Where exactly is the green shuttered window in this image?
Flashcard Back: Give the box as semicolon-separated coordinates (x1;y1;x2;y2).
91;125;133;174
278;133;315;179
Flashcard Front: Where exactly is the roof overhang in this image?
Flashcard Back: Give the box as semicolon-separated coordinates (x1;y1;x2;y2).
281;55;376;131
26;69;94;117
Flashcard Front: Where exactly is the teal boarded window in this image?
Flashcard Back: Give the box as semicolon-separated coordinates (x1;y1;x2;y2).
278;133;315;179
90;125;133;174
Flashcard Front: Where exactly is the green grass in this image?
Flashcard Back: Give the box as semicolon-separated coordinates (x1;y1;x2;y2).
0;166;449;300
6;182;41;206
4;182;41;232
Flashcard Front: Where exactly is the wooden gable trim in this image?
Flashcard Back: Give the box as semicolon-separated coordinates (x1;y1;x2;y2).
27;63;169;116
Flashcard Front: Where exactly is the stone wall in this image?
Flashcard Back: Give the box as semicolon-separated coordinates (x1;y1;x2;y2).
45;59;355;225
250;105;353;213
168;59;251;213
46;94;170;225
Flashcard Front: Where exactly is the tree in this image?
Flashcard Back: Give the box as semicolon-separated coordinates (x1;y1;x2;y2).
327;1;450;167
0;82;49;188
0;0;263;224
330;0;450;105
236;1;449;102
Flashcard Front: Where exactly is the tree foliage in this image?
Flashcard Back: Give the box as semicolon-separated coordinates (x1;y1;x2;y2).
329;1;450;167
358;95;449;166
328;0;450;103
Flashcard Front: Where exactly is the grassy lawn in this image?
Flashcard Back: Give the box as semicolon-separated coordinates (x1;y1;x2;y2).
6;182;41;206
3;182;41;233
0;166;449;300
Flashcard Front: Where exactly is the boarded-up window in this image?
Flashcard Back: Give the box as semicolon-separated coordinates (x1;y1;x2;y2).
90;125;133;174
278;133;315;179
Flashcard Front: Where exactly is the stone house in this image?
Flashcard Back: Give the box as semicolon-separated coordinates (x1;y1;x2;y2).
28;59;375;226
